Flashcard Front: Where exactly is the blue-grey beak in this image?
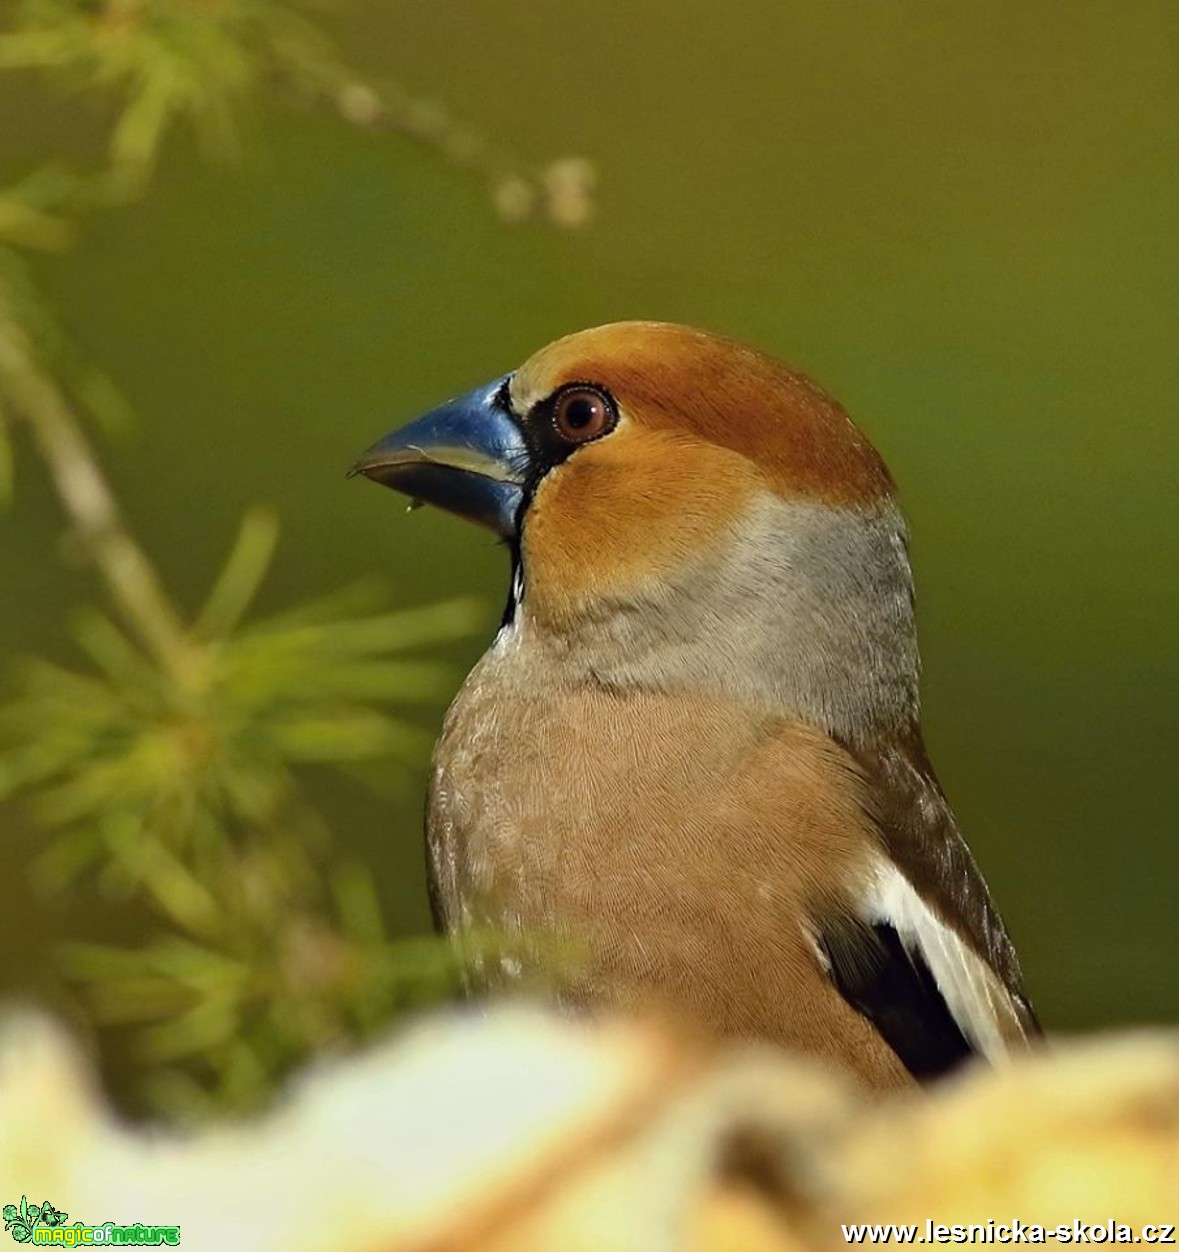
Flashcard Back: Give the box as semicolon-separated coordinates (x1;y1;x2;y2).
350;375;527;538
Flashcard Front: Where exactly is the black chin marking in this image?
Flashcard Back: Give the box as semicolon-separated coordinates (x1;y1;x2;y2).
501;542;524;629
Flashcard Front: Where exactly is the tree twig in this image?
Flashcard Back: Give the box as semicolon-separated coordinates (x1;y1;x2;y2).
0;289;191;679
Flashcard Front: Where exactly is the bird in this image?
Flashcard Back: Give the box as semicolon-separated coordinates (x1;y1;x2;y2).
351;321;1039;1090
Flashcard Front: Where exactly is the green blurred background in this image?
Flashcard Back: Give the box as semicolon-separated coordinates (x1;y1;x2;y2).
0;0;1176;1101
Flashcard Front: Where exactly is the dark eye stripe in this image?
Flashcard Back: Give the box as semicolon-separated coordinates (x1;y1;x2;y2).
515;381;619;492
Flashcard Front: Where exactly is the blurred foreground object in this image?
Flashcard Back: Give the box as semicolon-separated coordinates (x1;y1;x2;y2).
0;1007;1175;1252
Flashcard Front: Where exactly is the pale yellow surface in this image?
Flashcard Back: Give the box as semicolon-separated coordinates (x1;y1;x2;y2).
0;1008;1175;1252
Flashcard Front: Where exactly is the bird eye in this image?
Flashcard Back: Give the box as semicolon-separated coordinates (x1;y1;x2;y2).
551;386;616;445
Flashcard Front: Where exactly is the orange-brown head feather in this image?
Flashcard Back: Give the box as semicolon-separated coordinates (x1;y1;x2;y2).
510;322;893;626
512;322;893;506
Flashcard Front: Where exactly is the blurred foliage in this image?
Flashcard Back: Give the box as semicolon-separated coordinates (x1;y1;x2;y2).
0;0;349;187
0;0;593;1119
0;0;596;216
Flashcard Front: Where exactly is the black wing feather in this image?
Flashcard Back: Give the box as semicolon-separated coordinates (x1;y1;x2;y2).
817;915;974;1081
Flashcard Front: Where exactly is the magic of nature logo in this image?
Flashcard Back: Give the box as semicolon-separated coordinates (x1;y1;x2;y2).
2;1198;179;1246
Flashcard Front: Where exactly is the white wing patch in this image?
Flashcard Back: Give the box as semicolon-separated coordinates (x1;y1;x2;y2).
863;861;1022;1063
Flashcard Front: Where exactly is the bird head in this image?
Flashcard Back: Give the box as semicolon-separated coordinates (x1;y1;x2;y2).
353;322;919;742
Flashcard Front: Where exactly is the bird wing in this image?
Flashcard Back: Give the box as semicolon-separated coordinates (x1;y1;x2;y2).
817;735;1039;1079
815;909;973;1080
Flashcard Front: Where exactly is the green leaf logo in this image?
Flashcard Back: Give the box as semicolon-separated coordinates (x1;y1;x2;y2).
3;1201;31;1242
3;1196;65;1244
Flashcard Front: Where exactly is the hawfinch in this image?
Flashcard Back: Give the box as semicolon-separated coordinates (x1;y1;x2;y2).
352;322;1039;1089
